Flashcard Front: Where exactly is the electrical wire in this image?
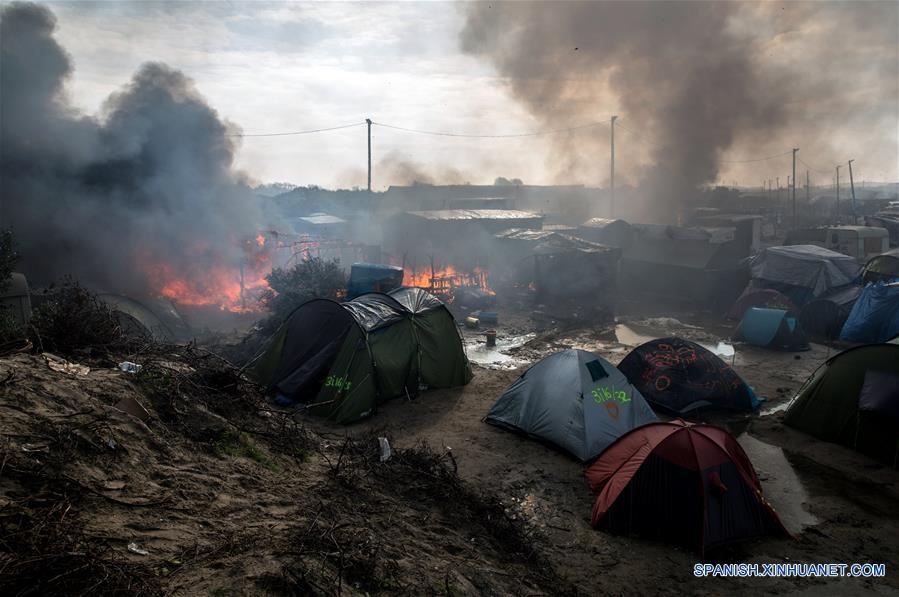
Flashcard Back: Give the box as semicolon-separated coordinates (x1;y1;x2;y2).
228;116;854;175
370;119;609;138
228;122;364;137
797;156;836;175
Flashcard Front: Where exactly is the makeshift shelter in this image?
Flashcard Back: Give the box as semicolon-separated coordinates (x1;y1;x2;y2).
620;224;750;308
726;288;798;321
862;248;899;285
586;419;789;553
98;294;190;341
617;337;761;414
799;285;862;341
0;272;31;328
839;281;899;344
747;245;860;306
785;344;899;467
485;349;657;462
254;288;471;424
577;218;635;249
733;308;809;351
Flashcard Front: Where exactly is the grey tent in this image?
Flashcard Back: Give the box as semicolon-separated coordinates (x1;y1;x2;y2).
748;245;860;306
486;349;657;461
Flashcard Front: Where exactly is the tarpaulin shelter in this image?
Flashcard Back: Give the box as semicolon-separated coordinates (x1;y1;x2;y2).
98;293;190;341
485;349;657;461
785;344;899;467
747;245;860;306
726;288;798;321
620;224;749;308
799;285;862;341
254;287;471;424
839;281;899;344
862;248;899;285
0;272;31;328
733;308;809;351
577;218;635;249
586;419;789;553
618;337;761;415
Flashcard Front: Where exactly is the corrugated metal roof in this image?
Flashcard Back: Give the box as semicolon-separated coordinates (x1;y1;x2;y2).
298;213;346;225
405;209;542;221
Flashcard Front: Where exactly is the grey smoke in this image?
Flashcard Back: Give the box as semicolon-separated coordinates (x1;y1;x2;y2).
0;2;260;296
460;1;898;220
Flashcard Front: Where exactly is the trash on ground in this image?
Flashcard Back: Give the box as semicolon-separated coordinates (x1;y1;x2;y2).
118;361;143;373
43;353;90;376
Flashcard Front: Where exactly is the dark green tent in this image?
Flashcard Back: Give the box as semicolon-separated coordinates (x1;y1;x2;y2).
784;344;899;467
254;287;471;423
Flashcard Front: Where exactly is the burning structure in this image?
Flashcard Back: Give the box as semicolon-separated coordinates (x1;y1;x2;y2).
1;3;268;318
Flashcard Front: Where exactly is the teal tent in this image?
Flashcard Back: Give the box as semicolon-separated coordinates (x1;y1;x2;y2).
486;349;657;462
733;308;809;351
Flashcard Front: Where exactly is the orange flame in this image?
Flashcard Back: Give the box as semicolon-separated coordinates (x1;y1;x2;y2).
140;233;272;312
398;262;494;297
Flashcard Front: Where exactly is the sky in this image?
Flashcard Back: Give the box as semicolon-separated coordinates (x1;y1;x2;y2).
37;1;899;190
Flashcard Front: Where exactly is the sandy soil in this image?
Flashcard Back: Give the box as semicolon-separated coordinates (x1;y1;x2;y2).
2;307;898;595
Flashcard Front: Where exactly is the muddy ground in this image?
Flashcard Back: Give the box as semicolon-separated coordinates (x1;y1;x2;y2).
1;302;898;595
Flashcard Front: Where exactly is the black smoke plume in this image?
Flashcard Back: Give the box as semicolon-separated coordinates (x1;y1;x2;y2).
1;2;260;298
461;1;898;220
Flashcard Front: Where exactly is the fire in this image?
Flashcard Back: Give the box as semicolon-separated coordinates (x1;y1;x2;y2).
399;262;494;298
140;232;272;313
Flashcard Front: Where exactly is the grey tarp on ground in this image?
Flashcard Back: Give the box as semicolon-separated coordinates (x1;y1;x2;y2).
749;245;860;297
485;349;657;462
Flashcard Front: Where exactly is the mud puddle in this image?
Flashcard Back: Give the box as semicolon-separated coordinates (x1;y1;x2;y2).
737;433;820;533
464;332;536;369
615;323;736;360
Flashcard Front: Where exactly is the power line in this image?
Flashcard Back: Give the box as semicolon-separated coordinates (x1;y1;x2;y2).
797;156;834;175
720;150;793;164
228;122;364;137
228;116;858;176
370;119;610;138
617;121;794;164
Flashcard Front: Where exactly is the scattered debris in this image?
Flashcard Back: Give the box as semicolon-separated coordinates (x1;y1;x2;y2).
118;360;143;373
43;352;90;375
128;541;150;556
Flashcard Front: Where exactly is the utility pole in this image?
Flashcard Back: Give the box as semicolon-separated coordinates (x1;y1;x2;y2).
792;148;798;229
835;165;841;224
806;170;810;204
609;115;617;218
848;159;857;224
366;118;372;192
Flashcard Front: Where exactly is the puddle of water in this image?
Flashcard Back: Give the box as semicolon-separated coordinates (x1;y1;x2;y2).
615;324;736;361
737;433;820;533
614;324;657;346
760;400;793;416
465;332;536;369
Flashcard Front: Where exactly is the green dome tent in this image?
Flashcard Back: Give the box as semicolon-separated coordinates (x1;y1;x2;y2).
862;248;899;285
784;344;899;467
254;287;471;424
486;349;657;461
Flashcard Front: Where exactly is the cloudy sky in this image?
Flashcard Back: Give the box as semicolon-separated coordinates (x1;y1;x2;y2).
42;1;899;190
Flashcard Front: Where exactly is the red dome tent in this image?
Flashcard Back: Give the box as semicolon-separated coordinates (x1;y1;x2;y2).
585;420;788;553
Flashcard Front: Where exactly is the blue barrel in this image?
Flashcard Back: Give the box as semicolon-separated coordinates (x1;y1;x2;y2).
346;263;405;300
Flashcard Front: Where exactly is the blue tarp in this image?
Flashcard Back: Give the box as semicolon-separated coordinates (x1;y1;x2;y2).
839;282;899;343
738;308;789;346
